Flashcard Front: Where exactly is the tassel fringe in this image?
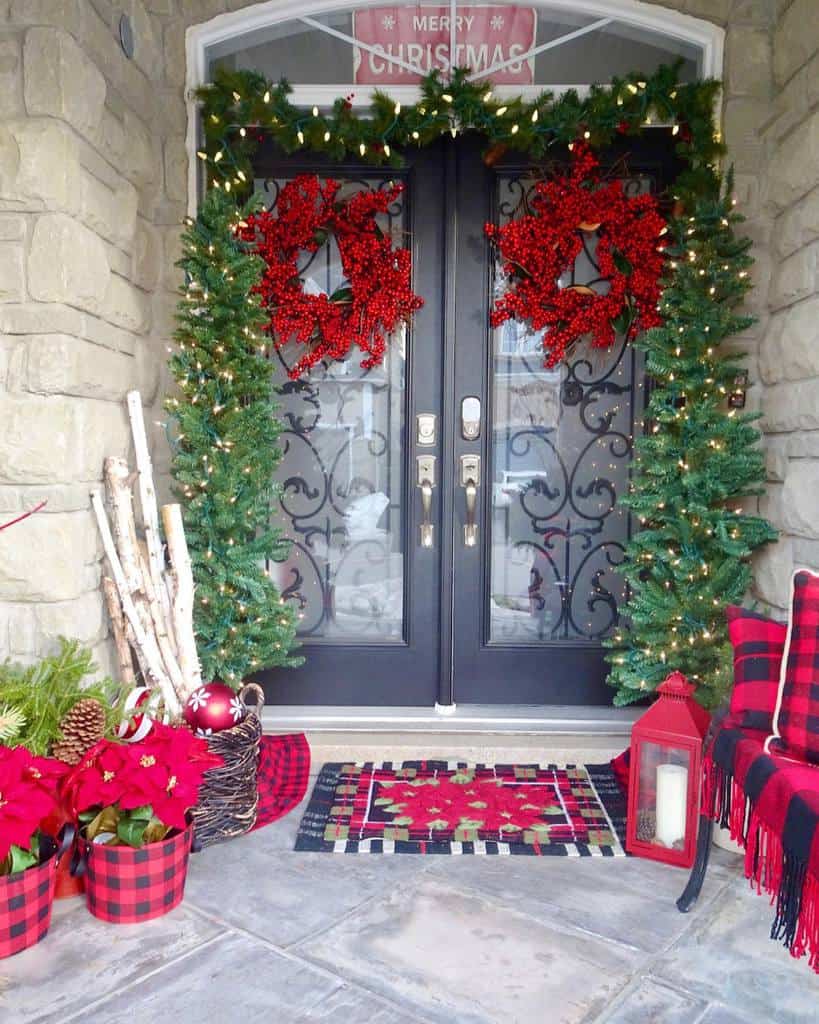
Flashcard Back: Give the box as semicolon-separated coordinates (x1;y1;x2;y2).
702;755;819;972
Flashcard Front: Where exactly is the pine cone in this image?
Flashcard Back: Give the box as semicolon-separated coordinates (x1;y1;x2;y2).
54;697;106;764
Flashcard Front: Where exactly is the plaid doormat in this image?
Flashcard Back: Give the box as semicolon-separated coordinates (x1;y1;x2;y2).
295;761;626;856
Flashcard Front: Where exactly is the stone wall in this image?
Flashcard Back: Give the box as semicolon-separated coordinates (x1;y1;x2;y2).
754;0;819;611
0;1;185;672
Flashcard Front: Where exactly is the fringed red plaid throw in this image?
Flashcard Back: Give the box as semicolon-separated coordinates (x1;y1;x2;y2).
703;719;819;972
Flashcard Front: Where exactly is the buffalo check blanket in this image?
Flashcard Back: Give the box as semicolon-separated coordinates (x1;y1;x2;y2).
295;761;626;856
251;733;311;831
703;718;819;972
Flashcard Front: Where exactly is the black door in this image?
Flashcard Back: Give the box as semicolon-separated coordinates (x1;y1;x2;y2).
256;133;681;706
254;141;447;705
446;134;682;704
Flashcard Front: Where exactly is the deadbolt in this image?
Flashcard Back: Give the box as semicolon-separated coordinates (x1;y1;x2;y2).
461;396;481;440
416;413;436;446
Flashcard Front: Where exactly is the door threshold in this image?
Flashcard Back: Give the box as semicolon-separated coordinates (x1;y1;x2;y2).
262;704;639;737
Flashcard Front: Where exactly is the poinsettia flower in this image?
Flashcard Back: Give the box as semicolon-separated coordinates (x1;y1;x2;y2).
60;724;222;835
0;745;64;862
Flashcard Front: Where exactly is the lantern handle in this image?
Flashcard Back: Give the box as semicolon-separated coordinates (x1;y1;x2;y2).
657;671;696;700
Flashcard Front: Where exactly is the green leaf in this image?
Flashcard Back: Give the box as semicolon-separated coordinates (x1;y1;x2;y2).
391;816;413;826
117;815;150;848
7;841;39;875
85;805;121;842
612;305;634;335
128;804;155;822
611;247;633;275
329;286;353;304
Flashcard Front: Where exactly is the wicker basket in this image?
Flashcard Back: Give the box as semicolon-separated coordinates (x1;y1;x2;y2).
191;683;264;850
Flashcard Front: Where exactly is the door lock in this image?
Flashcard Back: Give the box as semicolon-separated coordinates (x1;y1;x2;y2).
460;454;480;547
416;413;437;447
461;396;481;441
417;455;436;548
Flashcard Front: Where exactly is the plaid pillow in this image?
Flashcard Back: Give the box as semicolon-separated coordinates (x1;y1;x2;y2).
766;569;819;765
726;605;786;732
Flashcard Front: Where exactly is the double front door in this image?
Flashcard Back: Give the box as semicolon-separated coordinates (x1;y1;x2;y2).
255;132;678;706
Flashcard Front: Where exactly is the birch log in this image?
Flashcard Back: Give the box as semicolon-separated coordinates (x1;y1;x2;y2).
126;391;176;653
92;489;182;719
161;503;202;704
102;576;136;686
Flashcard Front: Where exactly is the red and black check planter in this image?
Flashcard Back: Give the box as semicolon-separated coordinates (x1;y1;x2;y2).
0;836;66;959
74;825;193;925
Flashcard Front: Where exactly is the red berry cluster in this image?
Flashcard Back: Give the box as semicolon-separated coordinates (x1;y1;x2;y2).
485;143;667;366
244;175;423;379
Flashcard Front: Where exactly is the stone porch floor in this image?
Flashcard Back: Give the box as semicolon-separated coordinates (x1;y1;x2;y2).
5;778;819;1024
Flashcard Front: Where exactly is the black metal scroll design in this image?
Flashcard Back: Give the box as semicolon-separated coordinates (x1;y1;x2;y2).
254;174;407;640
491;171;649;643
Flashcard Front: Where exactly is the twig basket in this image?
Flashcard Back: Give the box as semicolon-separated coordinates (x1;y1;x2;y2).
190;683;264;850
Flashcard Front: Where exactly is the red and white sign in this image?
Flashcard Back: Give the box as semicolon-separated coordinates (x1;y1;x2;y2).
353;6;537;85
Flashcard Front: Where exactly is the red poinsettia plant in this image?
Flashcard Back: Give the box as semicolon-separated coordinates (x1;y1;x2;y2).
60;723;222;848
0;744;65;875
486;142;668;366
243;174;423;379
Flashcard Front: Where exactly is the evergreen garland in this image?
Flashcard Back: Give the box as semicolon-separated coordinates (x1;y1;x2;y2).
167;190;301;685
605;177;777;707
197;63;723;200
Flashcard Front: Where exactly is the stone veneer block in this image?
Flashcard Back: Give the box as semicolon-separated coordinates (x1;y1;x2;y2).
10;334;138;401
0;510;101;602
0;244;24;303
782;460;819;539
773;0;819;86
23;27;106;138
0;119;82;212
80;170;139;250
0;394;129;484
762;379;819;432
103;272;152;333
768;242;818;310
767;109;819;208
28;212;110;311
759;296;819;383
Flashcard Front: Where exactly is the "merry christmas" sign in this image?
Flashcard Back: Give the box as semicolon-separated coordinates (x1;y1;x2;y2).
353;6;537;85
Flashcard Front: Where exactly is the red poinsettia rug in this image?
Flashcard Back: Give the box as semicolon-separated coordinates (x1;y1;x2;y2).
295;761;626;856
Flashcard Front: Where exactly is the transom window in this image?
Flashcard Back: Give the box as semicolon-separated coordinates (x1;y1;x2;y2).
203;2;704;106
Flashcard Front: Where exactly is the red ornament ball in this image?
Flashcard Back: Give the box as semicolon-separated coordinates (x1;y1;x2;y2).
183;682;246;735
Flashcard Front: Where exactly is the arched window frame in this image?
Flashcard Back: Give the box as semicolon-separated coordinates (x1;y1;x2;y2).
184;0;724;212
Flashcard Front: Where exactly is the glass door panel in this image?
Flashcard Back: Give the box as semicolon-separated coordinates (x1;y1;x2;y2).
257;176;409;643
487;171;645;645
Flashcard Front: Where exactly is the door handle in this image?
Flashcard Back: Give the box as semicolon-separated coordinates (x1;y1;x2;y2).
417;456;435;548
460;454;480;548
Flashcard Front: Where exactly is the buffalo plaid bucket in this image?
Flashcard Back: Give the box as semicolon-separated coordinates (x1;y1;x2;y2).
0;838;62;959
77;824;192;924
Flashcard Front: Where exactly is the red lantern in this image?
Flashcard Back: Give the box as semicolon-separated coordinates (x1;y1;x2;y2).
626;671;710;868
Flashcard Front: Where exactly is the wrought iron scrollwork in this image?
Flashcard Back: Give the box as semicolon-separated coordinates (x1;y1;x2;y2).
255;173;407;641
490;169;649;643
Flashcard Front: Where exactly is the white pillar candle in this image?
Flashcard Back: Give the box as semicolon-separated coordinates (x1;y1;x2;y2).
655;763;689;847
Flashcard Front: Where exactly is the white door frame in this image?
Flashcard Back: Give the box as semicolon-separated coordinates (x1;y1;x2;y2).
184;0;725;214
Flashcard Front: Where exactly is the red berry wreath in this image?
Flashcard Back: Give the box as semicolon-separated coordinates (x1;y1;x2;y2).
485;143;667;367
244;175;423;379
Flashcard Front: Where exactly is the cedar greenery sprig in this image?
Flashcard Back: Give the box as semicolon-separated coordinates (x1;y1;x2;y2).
0;639;122;756
196;61;723;200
